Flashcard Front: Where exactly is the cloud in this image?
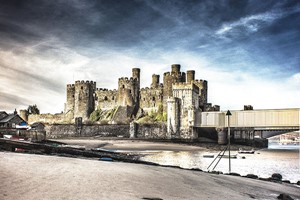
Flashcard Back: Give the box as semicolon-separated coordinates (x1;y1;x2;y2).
0;0;299;114
216;6;300;37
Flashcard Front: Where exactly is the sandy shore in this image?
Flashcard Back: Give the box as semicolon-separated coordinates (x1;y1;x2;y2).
1;152;299;200
51;138;207;151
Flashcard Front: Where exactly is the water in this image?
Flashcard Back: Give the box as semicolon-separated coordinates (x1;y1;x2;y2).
140;144;300;183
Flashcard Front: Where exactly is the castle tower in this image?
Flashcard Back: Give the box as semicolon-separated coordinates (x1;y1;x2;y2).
186;70;195;83
65;84;75;119
171;82;200;139
118;77;135;107
132;68;140;106
132;68;140;82
171;64;181;74
167;97;180;138
192;80;208;109
151;74;160;88
163;64;186;108
74;80;96;121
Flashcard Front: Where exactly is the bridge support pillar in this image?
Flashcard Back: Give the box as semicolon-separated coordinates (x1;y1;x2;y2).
216;127;227;145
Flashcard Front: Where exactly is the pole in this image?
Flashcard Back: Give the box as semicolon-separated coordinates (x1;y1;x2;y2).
226;110;232;174
228;113;231;173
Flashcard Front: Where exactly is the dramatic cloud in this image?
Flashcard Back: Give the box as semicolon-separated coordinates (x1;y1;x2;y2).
0;0;299;113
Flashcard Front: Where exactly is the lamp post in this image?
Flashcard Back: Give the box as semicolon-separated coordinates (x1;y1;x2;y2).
226;110;232;173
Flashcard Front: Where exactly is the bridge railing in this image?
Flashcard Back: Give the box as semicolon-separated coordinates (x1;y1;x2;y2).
201;108;300;128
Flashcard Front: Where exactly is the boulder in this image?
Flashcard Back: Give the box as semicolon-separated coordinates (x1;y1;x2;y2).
271;173;283;181
246;174;258;179
277;193;294;200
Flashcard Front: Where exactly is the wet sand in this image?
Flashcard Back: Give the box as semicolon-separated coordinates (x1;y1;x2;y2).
51;138;207;151
1;151;299;200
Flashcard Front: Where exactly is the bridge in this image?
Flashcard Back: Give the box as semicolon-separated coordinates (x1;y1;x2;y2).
197;108;300;146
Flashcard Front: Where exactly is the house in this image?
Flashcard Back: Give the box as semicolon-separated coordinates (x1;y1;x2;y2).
0;112;26;128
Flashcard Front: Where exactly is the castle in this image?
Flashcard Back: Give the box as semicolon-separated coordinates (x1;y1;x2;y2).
18;64;219;139
63;64;219;125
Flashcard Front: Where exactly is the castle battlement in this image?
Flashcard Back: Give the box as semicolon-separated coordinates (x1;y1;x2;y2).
67;84;75;88
118;77;136;82
140;87;150;91
75;80;96;85
97;88;108;91
164;72;179;78
193;79;207;84
96;88;117;93
173;82;199;93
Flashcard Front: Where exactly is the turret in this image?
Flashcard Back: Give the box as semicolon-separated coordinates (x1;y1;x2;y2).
171;64;181;74
151;74;160;88
186;70;195;83
132;68;140;82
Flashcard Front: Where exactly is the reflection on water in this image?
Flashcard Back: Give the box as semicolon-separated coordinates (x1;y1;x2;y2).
140;144;300;183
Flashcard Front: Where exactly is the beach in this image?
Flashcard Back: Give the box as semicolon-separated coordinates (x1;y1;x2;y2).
1;145;300;200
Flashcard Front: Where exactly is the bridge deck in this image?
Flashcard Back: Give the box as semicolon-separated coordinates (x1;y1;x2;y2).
200;108;300;128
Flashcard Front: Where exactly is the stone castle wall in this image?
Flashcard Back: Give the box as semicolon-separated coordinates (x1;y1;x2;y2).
44;124;167;139
28;113;65;124
140;86;163;112
95;89;118;110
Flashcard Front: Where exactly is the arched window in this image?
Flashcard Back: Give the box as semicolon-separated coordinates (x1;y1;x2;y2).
122;85;125;88
152;97;155;101
81;86;83;90
104;96;108;101
112;96;115;100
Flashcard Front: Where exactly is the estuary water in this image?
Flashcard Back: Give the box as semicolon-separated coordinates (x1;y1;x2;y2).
140;143;300;183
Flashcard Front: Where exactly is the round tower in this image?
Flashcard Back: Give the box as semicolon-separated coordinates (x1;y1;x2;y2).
186;70;195;83
65;84;75;114
74;80;96;121
151;74;160;88
171;64;181;74
132;68;140;109
132;68;140;81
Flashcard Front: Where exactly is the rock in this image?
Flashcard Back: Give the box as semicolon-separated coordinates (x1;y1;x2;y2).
282;180;291;184
272;173;283;181
229;172;241;176
210;171;222;174
259;177;271;181
246;174;258;179
297;181;300;185
277;193;294;200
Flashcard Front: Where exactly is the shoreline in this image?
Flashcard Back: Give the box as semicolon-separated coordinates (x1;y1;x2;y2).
1;151;299;200
50;137;260;151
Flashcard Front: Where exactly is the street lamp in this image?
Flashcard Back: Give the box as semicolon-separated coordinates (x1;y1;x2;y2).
226;110;232;173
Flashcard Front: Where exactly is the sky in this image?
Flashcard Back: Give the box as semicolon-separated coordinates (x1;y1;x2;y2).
0;0;299;114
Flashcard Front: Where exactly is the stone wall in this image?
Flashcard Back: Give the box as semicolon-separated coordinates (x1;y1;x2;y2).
44;124;168;140
28;113;65;124
140;86;163;112
95;89;118;110
45;124;130;139
136;123;167;139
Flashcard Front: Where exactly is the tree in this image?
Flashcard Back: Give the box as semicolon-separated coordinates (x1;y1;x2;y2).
27;104;40;114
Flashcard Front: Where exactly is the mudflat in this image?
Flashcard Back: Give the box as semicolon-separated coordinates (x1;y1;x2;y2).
1;152;299;200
